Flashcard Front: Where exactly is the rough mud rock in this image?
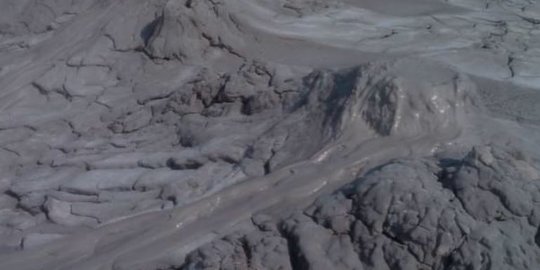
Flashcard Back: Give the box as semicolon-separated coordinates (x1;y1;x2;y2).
181;146;540;270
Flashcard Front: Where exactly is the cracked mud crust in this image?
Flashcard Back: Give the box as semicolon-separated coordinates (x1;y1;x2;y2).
0;0;539;269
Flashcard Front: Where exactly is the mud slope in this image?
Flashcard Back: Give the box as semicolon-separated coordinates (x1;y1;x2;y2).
0;0;538;269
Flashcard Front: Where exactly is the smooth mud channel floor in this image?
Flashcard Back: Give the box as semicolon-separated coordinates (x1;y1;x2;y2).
0;0;539;269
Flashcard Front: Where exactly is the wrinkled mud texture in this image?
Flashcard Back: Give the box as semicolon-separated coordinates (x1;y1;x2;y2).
0;0;539;270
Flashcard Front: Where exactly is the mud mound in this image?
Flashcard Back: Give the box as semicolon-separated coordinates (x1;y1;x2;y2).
143;0;247;63
181;146;540;270
301;61;480;138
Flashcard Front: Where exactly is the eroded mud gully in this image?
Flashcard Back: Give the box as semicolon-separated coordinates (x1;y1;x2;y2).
0;0;539;269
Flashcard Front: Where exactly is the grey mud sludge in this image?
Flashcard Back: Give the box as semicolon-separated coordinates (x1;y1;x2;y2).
0;0;539;269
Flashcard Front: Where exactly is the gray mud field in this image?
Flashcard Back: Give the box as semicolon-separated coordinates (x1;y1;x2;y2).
0;0;539;269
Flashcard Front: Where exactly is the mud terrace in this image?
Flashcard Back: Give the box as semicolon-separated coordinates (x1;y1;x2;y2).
0;0;539;269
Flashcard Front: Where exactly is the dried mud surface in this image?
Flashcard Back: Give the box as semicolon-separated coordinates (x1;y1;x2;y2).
0;0;539;269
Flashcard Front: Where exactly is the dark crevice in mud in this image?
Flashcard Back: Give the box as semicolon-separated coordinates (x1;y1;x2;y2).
138;47;174;62
163;194;178;206
239;237;253;268
535;226;540;248
202;75;232;109
201;33;245;60
436;158;463;191
507;55;515;78
277;223;309;270
435;160;476;218
263;149;276;175
323;67;360;134
439;236;468;269
519;15;540;25
166;158;204;170
263;160;271;175
380;227;407;246
177;128;198;148
141;15;164;46
289;71;323;112
4;190;19;200
441;253;455;270
240;96;260;116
